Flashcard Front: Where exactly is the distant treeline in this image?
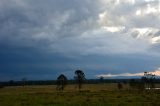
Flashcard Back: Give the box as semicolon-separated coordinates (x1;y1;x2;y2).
1;78;160;87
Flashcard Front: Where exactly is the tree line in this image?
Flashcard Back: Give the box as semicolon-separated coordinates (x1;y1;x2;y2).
56;70;85;91
56;70;158;91
0;70;159;91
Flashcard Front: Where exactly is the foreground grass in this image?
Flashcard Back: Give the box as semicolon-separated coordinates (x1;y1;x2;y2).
0;84;160;106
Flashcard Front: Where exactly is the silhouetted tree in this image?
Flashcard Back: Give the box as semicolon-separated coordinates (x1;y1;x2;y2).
74;70;85;90
56;74;67;91
129;72;156;91
142;72;155;89
99;76;104;84
117;83;123;90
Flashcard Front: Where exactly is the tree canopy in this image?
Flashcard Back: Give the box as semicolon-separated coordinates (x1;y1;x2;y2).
74;70;85;90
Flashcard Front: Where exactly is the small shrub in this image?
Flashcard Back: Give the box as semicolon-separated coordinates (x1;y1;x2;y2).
117;83;123;90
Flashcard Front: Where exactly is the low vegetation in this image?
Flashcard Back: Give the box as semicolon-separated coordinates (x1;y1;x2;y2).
0;84;160;106
0;71;159;106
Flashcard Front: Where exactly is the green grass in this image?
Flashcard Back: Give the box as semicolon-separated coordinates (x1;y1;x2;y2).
0;84;160;106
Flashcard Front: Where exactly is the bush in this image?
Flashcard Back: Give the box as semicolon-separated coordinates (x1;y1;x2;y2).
117;83;123;90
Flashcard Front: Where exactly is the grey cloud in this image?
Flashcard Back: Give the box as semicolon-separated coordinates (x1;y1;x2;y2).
1;0;159;56
1;1;160;50
0;0;101;49
0;0;160;80
154;31;160;37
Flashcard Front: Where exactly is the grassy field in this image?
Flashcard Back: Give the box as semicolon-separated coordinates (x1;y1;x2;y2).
0;84;160;106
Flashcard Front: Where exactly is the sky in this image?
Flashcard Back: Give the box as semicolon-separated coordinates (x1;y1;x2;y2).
0;0;160;81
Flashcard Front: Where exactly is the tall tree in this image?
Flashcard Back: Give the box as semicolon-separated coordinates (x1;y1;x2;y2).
142;72;155;89
56;74;67;91
74;70;85;90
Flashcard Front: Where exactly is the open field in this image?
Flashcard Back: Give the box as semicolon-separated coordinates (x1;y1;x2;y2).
0;84;160;106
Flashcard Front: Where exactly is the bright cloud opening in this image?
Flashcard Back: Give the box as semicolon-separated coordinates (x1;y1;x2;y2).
96;68;160;78
151;36;160;44
102;26;125;33
136;10;142;16
146;4;157;14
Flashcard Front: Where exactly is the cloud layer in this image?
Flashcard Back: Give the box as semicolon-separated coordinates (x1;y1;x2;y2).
0;0;160;80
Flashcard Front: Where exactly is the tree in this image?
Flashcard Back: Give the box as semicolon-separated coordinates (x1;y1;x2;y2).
99;76;104;84
117;83;123;90
142;72;155;90
74;70;85;90
56;74;67;91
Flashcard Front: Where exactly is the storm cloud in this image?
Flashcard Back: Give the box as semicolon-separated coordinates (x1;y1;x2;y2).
0;0;160;81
